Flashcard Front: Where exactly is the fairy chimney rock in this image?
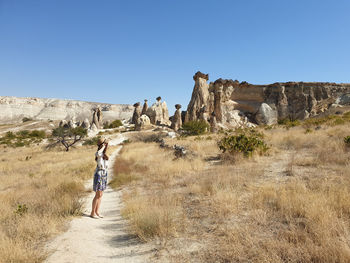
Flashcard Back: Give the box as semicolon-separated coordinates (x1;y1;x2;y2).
171;104;182;131
185;71;210;123
141;99;148;115
132;102;141;125
145;97;171;126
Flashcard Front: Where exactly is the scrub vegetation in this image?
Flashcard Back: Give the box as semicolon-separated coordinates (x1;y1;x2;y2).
114;113;350;262
0;144;95;262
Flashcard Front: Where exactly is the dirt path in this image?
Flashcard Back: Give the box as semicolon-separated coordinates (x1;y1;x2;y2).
45;135;154;263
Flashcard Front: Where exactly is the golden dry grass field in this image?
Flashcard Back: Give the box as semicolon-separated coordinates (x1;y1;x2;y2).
0;144;96;263
114;122;350;262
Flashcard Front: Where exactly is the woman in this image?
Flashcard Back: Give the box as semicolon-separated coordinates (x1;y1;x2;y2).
90;137;109;219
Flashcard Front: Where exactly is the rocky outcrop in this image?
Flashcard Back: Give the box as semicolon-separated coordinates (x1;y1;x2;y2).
141;99;148;115
184;72;350;126
255;103;277;125
81;118;90;129
132;102;141;125
210;112;217;133
91;107;103;129
145;97;171;126
185;72;210;122
171;104;182;131
0;96;133;124
140;114;151;127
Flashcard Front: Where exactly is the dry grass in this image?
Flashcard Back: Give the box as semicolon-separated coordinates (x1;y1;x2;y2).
116;120;350;262
0;145;96;263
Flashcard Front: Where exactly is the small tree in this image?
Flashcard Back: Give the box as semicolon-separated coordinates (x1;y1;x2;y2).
182;120;209;136
51;126;87;151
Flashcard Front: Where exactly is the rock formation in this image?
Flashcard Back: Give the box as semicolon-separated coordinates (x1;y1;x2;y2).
132;102;141;125
0;96;134;124
199;106;209;124
185;71;210;122
91;108;100;129
81;118;90;129
255;103;278;125
140;114;151;127
171;104;182;131
96;107;103;127
141;99;148;115
210;112;217;133
184;71;350;127
145;97;171;126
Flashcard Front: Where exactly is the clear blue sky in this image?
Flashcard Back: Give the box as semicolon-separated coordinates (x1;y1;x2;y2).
1;0;349;113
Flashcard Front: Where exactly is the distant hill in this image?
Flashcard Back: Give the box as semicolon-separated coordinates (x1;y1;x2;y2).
0;96;134;123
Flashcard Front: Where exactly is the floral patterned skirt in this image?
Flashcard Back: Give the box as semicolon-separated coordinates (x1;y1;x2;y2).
93;169;107;192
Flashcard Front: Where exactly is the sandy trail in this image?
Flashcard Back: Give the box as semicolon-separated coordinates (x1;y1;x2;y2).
45;134;154;263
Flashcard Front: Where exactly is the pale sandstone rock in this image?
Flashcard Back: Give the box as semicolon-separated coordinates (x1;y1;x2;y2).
335;93;350;105
255;103;278;125
141;99;148;115
210;112;217;133
90;123;98;131
68;120;77;128
91;108;100;129
0;96;133;124
59;120;67;127
81;118;90;129
184;72;350;127
145;97;171;126
171;104;182;131
140;114;151;127
185;71;210;122
131;102;141;125
199;106;209;124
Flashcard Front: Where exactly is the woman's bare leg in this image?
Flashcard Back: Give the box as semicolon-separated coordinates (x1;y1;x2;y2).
90;192;98;216
95;191;103;216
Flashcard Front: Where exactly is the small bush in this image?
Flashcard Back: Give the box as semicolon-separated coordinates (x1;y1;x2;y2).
14;204;28;216
28;130;46;138
83;136;101;146
22;117;32;122
0;130;46;147
333;118;345;126
344;136;350;146
182;120;209;136
278;118;301;128
104;119;123;129
5;131;15;139
218;133;268;157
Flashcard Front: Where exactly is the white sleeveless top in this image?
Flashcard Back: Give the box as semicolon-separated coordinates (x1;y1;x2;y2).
95;145;108;170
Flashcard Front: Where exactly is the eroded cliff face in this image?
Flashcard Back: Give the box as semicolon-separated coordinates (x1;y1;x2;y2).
185;72;350;127
0;96;134;123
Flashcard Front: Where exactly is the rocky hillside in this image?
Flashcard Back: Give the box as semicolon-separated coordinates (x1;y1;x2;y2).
185;71;350;127
0;96;134;124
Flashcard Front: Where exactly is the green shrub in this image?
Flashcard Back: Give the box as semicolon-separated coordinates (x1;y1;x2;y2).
104;119;123;129
343;111;350;119
344;136;350;146
0;130;46;147
218;133;268;157
278;118;301;128
18;130;30;137
29;130;46;138
333;118;345;126
83;136;101;146
14;204;28;216
182;120;209;136
5;131;15;139
109;120;123;128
